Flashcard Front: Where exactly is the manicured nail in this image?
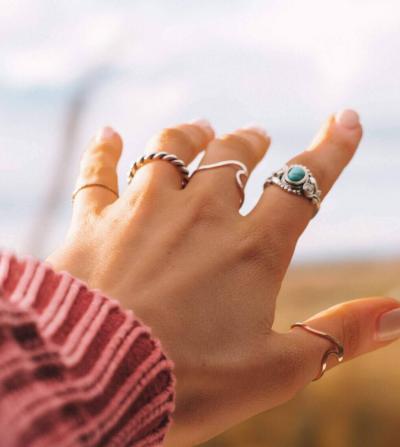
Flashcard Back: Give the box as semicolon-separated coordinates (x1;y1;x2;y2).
376;307;400;341
191;119;214;138
96;126;115;142
335;109;360;129
243;125;269;139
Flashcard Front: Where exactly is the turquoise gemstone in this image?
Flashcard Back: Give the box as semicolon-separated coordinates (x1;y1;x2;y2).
287;166;306;182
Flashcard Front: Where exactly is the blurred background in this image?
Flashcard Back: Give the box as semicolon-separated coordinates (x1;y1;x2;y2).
1;0;400;445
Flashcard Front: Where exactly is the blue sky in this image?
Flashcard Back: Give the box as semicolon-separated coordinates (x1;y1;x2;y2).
1;0;400;260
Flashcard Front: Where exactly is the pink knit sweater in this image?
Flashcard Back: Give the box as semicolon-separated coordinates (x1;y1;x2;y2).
0;251;175;447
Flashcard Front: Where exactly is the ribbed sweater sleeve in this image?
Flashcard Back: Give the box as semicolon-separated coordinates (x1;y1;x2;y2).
0;251;175;447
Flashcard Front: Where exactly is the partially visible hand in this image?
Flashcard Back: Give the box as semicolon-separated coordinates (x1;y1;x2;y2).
48;113;400;446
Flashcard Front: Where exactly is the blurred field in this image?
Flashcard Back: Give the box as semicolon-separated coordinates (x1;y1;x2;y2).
201;259;400;447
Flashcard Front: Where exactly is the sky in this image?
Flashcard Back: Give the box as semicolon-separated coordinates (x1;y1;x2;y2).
1;0;400;261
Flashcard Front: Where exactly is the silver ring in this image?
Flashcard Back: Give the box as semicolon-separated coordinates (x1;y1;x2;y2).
127;152;190;188
263;164;321;216
192;160;249;205
291;322;344;381
72;183;118;201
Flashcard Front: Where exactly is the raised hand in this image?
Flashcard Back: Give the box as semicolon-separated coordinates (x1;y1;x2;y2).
48;112;400;446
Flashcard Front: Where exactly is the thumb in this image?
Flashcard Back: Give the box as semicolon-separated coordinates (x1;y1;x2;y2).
281;297;400;386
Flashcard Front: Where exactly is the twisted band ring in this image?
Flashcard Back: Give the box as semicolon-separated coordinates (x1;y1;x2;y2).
72;183;119;201
291;322;344;381
192;160;249;205
264;164;321;216
128;152;190;188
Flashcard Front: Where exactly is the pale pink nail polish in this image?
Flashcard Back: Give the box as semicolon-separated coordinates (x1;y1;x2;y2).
376;307;400;341
243;125;269;139
96;126;115;142
190;119;214;138
335;109;360;129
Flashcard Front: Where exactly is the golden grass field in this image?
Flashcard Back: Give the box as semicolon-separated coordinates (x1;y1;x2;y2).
201;259;400;447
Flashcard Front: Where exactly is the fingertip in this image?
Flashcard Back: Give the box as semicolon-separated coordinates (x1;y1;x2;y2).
334;109;363;145
95;126;123;149
335;109;360;130
95;126;115;142
308;110;362;155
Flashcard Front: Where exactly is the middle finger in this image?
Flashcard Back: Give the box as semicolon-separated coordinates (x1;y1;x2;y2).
187;126;271;210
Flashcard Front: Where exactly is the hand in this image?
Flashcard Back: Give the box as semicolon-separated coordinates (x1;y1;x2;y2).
48;113;400;446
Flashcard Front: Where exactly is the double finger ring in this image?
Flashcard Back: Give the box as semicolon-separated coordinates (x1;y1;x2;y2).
128;152;190;188
291;322;344;381
264;164;321;216
192;160;249;205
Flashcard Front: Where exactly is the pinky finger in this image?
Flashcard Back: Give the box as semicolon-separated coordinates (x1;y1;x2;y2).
73;126;123;215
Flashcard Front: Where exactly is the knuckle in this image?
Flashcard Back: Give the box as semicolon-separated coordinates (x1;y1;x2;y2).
79;162;115;180
153;127;195;152
80;150;116;176
84;142;121;165
124;181;164;214
324;124;360;154
312;120;362;163
234;129;269;158
216;133;252;153
339;306;361;358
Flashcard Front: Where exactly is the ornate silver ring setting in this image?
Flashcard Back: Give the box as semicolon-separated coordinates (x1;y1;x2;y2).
264;164;321;216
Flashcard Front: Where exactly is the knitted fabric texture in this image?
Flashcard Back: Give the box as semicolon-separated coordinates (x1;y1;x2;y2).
0;251;175;447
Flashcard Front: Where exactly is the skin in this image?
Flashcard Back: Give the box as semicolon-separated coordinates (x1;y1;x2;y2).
47;114;400;446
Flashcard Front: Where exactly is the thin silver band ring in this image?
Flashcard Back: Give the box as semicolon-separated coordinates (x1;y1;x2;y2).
291;322;344;381
192;160;249;205
127;151;190;188
72;183;119;201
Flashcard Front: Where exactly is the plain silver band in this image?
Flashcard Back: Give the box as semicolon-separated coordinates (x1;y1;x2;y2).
72;183;119;201
127;151;190;188
192;160;249;205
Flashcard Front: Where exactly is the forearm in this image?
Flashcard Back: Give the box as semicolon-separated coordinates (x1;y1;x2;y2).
0;251;175;447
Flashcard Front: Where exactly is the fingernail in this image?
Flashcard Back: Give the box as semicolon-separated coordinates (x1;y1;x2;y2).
243;125;269;139
335;109;360;129
190;119;214;138
376;307;400;341
96;126;115;142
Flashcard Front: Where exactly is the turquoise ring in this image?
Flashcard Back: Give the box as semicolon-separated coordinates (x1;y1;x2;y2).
263;164;321;216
